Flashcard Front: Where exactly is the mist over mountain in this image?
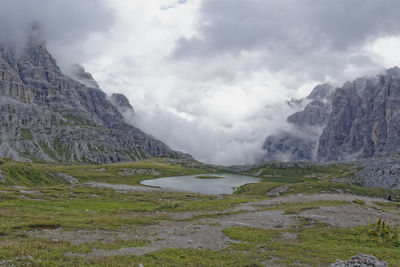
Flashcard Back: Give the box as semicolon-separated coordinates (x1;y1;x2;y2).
0;32;190;163
262;67;400;162
2;1;400;165
262;83;335;162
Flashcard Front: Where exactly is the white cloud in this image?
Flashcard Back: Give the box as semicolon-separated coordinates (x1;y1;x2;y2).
4;0;400;165
80;1;400;165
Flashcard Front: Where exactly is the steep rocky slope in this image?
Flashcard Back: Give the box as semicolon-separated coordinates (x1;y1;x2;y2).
262;67;400;163
317;67;400;161
262;83;334;161
0;39;190;163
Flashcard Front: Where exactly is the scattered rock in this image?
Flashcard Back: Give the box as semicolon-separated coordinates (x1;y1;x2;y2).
277;232;298;243
0;168;5;182
12;186;26;190
117;168;160;176
85;182;169;192
19;190;42;195
355;157;400;189
330;254;388;267
267;186;289;196
55;172;79;184
0;259;15;267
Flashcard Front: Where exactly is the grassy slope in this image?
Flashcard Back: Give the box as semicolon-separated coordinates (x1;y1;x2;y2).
238;163;400;200
0;158;399;266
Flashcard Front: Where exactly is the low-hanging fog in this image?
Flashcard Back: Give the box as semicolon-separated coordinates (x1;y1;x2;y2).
2;0;400;165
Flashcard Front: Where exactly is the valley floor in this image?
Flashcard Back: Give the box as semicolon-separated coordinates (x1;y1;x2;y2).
0;158;399;266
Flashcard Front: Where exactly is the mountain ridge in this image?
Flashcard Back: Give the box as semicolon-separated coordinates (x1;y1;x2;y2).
0;39;192;163
262;67;400;163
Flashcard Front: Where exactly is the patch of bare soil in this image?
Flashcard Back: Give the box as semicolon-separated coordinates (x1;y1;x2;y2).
29;193;400;258
84;182;168;192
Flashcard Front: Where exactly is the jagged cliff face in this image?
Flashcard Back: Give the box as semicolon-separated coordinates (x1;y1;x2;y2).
317;67;400;161
262;83;334;161
262;67;400;163
0;40;190;163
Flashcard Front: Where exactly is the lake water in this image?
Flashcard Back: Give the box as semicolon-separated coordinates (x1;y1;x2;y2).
140;173;261;194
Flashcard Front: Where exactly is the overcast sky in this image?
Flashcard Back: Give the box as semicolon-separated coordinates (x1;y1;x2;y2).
2;0;400;165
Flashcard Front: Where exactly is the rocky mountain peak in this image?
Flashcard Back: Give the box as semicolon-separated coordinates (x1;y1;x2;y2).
68;64;99;89
20;41;61;73
385;66;400;78
307;83;334;100
0;36;191;163
20;23;61;74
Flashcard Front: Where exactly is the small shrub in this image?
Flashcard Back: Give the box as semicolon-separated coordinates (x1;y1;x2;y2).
20;129;33;141
364;219;400;247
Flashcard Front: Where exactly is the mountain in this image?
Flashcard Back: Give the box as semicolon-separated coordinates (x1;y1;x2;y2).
262;67;400;162
262;83;334;161
0;38;191;163
317;67;400;161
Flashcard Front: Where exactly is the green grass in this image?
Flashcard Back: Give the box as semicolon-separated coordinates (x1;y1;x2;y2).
373;201;400;211
223;221;400;266
236;180;400;201
245;162;360;180
0;157;399;266
0;184;257;233
0;158;208;186
0;162;66;186
20;128;33;141
352;199;366;205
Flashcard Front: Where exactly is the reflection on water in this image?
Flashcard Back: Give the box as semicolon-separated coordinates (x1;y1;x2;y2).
140;174;261;194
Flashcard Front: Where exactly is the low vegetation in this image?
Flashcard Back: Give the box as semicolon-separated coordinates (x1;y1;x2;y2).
0;157;399;266
222;220;400;266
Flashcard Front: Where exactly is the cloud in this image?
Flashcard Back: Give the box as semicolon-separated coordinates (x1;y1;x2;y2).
173;0;400;82
130;99;297;165
3;1;400;165
0;0;113;63
80;1;400;165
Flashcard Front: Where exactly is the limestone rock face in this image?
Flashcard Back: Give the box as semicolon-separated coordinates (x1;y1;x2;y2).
263;67;400;163
0;41;191;163
317;67;400;161
287;84;334;127
262;83;334;162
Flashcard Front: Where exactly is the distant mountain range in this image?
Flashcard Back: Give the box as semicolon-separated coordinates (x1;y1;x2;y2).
262;67;400;162
2;31;400;165
0;37;191;163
